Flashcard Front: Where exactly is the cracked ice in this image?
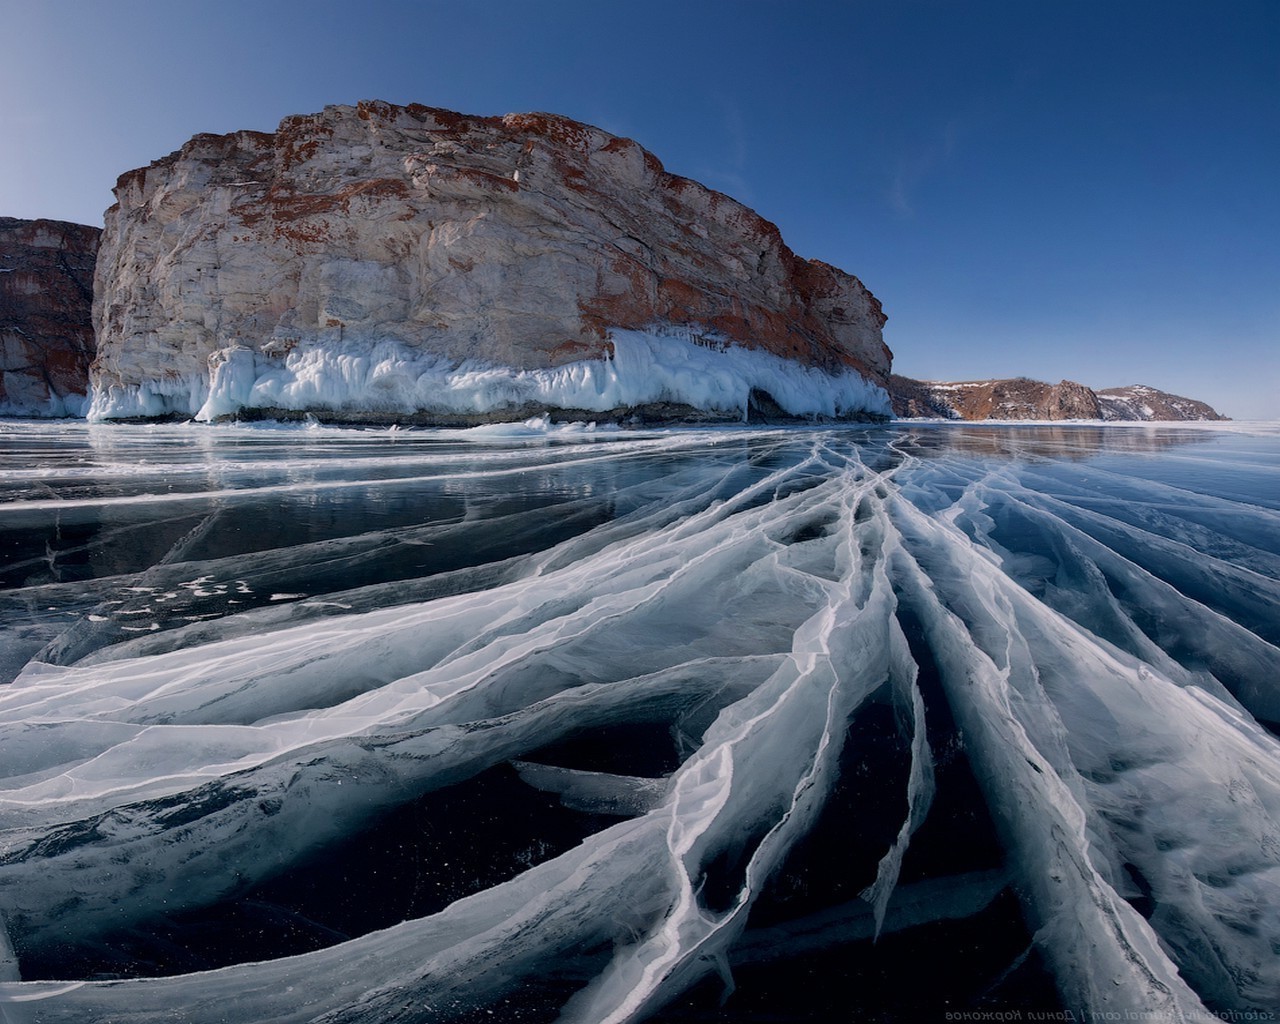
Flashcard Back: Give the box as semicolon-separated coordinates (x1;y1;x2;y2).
0;419;1277;1022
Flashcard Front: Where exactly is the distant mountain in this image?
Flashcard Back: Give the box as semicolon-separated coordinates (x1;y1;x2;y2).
887;375;1227;421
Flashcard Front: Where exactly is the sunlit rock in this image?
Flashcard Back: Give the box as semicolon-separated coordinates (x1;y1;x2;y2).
90;101;891;423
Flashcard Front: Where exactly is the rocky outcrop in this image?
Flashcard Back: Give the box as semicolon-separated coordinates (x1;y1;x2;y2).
887;375;1226;421
1094;384;1227;422
90;101;891;423
0;217;100;416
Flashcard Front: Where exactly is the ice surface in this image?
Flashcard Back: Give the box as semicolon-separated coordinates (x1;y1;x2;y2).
510;761;668;817
0;419;1277;1021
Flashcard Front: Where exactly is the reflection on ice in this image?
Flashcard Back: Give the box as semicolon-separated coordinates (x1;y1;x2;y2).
0;419;1278;1021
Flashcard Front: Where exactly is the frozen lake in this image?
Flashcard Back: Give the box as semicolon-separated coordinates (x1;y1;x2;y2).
0;418;1278;1022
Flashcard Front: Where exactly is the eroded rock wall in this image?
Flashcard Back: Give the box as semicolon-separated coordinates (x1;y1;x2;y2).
0;217;100;416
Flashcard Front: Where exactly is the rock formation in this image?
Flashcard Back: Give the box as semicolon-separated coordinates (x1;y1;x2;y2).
1094;384;1227;421
887;375;1227;421
0;217;100;416
90;101;891;423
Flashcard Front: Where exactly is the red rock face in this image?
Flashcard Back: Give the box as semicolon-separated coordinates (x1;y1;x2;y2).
92;101;890;405
0;218;100;415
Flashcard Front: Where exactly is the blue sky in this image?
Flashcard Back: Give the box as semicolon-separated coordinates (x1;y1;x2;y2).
3;0;1277;418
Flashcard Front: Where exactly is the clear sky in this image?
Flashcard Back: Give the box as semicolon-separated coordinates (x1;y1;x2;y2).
3;0;1277;418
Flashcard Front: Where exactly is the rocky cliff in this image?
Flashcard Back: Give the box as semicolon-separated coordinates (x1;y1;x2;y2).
0;217;100;416
887;375;1227;421
1094;384;1227;421
90;101;891;424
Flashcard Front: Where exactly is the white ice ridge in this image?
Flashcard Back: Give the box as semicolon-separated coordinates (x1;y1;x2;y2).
83;327;892;423
0;423;1277;1021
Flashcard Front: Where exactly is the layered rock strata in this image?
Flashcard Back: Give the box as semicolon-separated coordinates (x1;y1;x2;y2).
887;375;1227;421
90;101;891;423
0;217;100;416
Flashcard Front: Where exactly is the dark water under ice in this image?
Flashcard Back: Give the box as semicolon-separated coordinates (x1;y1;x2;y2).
0;418;1277;1023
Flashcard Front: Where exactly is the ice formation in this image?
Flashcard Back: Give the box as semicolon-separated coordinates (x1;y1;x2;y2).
0;393;90;421
85;329;892;424
0;419;1277;1022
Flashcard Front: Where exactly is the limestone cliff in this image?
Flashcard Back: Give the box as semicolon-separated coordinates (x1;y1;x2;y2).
90;101;891;423
887;375;1227;421
0;217;100;416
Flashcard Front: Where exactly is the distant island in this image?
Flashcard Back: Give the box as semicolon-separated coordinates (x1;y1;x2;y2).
1;103;1226;424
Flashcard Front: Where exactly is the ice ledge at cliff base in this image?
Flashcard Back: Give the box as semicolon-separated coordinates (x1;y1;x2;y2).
86;328;892;424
